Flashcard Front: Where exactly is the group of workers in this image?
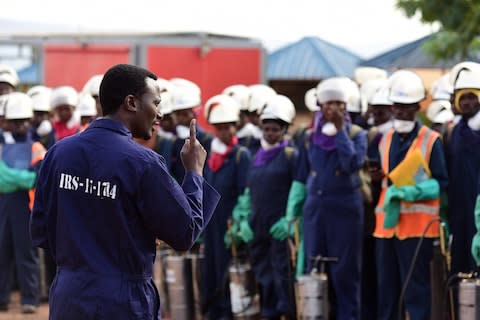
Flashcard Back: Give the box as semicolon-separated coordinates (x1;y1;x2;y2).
0;59;479;320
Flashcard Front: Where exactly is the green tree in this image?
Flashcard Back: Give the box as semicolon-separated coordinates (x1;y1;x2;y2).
396;0;480;61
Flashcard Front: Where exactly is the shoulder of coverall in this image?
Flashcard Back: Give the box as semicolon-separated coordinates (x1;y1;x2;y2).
235;145;251;164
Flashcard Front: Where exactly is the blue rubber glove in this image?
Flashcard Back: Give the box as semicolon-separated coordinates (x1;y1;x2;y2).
225;188;253;247
270;181;306;241
471;195;480;265
383;185;403;228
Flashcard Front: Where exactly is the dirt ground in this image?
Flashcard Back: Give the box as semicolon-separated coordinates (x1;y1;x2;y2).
0;292;48;320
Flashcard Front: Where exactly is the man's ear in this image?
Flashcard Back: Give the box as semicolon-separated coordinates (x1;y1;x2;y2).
125;95;137;112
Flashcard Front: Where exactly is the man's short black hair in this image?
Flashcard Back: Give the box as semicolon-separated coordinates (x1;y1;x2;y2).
99;64;157;116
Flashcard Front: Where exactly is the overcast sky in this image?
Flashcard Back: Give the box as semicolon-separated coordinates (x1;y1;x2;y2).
0;0;438;58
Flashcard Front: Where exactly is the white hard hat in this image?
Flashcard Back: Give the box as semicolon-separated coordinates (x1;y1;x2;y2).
453;68;480;90
0;94;8;116
0;64;19;88
354;67;388;85
388;70;425;104
426;100;454;124
449;61;480;88
51;86;78;109
222;84;250;111
205;94;240;124
369;83;393;106
431;74;453;100
360;79;388;110
304;88;319;112
170;78;201;111
27;85;52;112
82;74;103;97
156;78;175;115
77;94;97;117
248;84;276;114
260;94;296;124
345;78;361;113
4;92;33;120
316;77;349;105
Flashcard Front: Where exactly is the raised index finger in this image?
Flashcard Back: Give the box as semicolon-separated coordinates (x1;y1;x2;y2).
189;118;197;142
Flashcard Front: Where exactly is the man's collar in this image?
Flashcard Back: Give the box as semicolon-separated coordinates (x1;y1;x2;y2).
88;118;132;137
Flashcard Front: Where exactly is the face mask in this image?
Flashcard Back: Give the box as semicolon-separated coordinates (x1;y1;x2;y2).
176;125;190;139
393;119;415;133
260;138;280;151
468;111;480;131
321;122;338;136
367;116;375;126
36;119;53;137
377;121;393;135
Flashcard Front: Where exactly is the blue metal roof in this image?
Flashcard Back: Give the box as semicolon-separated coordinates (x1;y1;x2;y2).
267;36;362;80
361;34;480;69
17;63;38;84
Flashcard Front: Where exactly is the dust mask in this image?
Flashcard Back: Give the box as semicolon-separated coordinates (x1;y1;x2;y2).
468;111;480;131
321;122;338;136
377;121;393;135
393;119;415;133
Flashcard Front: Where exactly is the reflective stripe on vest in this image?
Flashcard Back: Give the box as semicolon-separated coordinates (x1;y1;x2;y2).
374;126;441;239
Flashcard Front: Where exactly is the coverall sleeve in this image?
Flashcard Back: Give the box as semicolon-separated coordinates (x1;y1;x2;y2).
236;148;251;195
294;136;310;184
30;148;55;249
138;159;220;251
428;138;448;192
335;128;367;174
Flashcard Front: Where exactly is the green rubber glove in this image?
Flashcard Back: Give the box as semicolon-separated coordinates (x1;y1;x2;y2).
269;181;306;241
232;188;252;221
0;161;37;193
471;195;480;265
296;237;305;278
398;178;440;202
238;220;254;243
383;185;403;228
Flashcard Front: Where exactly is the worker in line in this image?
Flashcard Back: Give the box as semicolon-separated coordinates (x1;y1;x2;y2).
50;86;80;140
223;84;261;155
27;86;56;150
201;94;251;320
30;64;220;319
361;79;392;320
135;78;177;172
289;77;367;319
77;94;97;132
170;78;212;182
446;63;480;274
291;88;317;148
427;74;454;135
372;70;448;320
0;64;19;134
228;94;297;319
81;74;104;117
0;93;46;314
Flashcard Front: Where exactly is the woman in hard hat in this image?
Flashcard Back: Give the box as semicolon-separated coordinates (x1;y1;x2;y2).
0;93;46;314
201;94;251;320
170;78;213;183
50;86;80;140
286;77;367;320
446;63;480;275
227;94;298;319
27;85;56;150
77;94;97;132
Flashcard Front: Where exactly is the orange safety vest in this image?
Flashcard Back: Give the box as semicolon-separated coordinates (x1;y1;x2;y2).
373;126;440;239
29;142;47;210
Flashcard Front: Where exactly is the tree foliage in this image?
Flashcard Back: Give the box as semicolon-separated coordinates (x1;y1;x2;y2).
396;0;480;61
